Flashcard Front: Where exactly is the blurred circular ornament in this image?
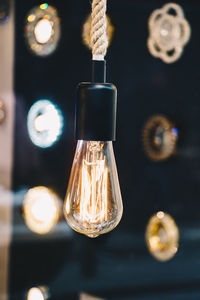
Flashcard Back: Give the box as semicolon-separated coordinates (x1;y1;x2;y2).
145;211;179;261
27;286;49;300
82;14;114;50
0;101;6;124
142;115;178;161
27;99;64;148
147;3;191;63
25;4;60;56
23;186;61;234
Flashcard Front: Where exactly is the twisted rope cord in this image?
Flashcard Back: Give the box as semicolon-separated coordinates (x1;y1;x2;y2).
91;0;108;60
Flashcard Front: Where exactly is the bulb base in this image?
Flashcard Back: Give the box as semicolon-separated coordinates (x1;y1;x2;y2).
75;82;117;141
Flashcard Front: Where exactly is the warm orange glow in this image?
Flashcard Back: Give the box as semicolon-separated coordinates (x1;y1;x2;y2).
79;158;108;224
64;141;123;238
145;211;179;261
23;186;60;234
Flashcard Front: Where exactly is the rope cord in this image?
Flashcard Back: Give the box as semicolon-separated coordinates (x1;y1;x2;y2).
91;0;108;60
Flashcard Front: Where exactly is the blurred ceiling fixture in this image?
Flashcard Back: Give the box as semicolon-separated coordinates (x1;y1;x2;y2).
25;3;60;56
82;14;114;50
0;0;10;23
0;100;6;124
27;286;49;300
147;3;191;63
27;99;64;148
142;115;178;161
63;0;123;238
145;211;179;261
23;186;61;234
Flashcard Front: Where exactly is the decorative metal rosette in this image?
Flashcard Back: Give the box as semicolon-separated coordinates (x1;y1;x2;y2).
142;115;179;161
82;14;114;50
25;3;60;56
147;3;191;63
145;211;179;262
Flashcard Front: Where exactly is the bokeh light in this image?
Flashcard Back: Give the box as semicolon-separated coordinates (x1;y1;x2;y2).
34;19;53;44
25;4;60;56
23;186;61;234
27;287;48;300
145;211;179;261
27;100;63;148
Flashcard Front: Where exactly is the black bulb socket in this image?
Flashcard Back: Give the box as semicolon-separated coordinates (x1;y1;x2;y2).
75;82;117;141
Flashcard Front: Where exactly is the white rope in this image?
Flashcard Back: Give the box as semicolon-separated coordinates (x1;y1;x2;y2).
91;0;108;60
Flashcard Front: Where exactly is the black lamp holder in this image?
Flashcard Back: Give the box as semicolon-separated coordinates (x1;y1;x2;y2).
75;60;117;141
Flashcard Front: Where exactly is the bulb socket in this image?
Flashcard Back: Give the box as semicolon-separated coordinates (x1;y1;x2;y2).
75;82;117;141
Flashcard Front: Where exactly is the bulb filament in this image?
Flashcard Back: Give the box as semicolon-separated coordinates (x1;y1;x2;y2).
79;142;108;223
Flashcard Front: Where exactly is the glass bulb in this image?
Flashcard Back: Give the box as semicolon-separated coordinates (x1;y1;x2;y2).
64;141;123;238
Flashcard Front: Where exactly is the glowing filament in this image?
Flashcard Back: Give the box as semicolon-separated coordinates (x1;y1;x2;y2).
79;157;108;224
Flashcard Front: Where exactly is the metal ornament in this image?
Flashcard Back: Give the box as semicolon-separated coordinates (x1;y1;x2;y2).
148;3;191;63
145;211;179;262
142;115;178;161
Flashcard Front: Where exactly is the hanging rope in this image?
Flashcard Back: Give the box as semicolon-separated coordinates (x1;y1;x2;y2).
91;0;108;60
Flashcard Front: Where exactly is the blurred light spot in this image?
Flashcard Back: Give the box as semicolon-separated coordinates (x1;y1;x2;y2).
34;19;53;44
27;14;35;23
145;211;179;261
25;4;60;56
40;3;48;10
172;127;179;136
27;100;63;148
23;186;61;234
157;211;164;219
27;288;45;300
80;293;104;300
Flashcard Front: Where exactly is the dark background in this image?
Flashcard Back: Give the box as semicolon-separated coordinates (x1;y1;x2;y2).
9;0;200;299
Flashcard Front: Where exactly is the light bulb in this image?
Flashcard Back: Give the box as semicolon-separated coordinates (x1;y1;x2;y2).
64;140;123;238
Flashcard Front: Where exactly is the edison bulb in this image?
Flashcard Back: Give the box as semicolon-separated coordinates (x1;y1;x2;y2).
64;141;123;238
23;186;60;234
